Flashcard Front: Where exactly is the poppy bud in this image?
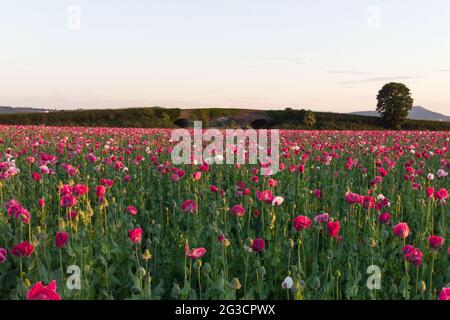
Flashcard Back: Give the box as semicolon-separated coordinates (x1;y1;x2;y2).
230;278;241;290
24;278;31;288
419;281;426;293
142;249;152;261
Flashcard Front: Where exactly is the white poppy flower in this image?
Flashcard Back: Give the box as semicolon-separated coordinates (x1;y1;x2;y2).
282;276;293;289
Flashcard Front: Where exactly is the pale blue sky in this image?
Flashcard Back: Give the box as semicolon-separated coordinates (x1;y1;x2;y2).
1;0;450;114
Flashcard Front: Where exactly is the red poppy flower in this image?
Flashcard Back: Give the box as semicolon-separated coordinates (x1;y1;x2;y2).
10;241;34;257
378;212;391;224
251;238;265;252
55;231;69;249
293;215;312;231
327;221;341;238
128;227;143;244
26;280;61;300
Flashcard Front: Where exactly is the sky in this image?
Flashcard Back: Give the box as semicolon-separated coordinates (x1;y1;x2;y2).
1;0;450;115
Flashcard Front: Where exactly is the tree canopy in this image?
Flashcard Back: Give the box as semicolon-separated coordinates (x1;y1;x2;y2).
376;82;414;129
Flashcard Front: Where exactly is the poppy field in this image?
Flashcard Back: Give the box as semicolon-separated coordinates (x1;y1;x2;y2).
0;125;449;300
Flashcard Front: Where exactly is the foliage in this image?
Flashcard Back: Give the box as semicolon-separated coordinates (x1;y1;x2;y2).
376;83;414;129
0;108;181;128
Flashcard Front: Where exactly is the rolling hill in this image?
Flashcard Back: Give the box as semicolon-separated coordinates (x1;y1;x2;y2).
0;106;50;114
351;106;450;122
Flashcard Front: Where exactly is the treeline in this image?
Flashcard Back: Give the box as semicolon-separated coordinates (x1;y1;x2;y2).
0;107;180;128
0;106;449;130
267;109;450;130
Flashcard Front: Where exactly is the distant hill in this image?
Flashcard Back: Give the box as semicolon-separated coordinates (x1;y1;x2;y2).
351;106;450;122
0;106;50;114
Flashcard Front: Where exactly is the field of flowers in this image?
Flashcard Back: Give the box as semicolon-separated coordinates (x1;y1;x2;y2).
0;125;449;300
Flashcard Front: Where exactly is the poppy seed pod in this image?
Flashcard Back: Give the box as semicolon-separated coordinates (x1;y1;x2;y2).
171;283;181;298
137;267;146;278
202;263;212;274
258;266;266;277
313;276;321;290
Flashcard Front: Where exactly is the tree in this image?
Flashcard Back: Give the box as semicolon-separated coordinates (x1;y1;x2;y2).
159;111;172;127
376;82;413;129
303;110;316;128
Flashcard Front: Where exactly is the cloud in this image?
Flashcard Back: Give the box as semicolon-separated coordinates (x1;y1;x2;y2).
338;76;422;85
265;57;304;64
326;70;374;75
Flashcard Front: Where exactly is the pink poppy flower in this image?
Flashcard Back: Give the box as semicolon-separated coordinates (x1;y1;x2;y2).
0;248;7;264
186;245;207;259
128;227;143;244
72;184;88;196
192;171;202;181
126;205;138;216
180;200;197;214
60;195;77;208
393;222;410;239
231;204;245;217
402;245;423;267
429;235;445;250
439;287;450;300
314;213;329;223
